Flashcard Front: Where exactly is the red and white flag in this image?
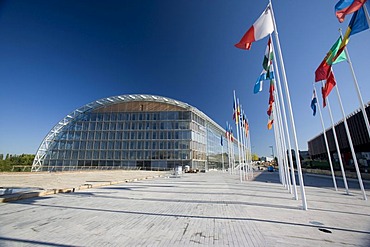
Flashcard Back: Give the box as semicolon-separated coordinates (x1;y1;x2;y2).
235;5;274;50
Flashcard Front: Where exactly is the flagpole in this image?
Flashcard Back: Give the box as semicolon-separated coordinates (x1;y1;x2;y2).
221;137;225;172
323;81;349;195
363;3;370;25
275;85;291;192
333;82;367;200
233;91;242;182
269;0;307;210
274;88;290;190
313;85;337;191
274;90;288;188
269;34;297;197
339;29;370;141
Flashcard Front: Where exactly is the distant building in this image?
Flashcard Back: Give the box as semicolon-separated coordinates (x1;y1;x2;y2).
32;94;237;172
308;103;370;165
260;156;274;162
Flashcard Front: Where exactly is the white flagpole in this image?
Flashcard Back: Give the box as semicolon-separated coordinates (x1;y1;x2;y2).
339;29;370;140
313;85;338;191
238;103;246;180
323;82;349;195
275;88;290;189
233;91;242;182
221;136;225;172
363;3;370;25
226;122;231;174
269;34;296;197
269;1;307;210
333;83;367;200
275;85;291;192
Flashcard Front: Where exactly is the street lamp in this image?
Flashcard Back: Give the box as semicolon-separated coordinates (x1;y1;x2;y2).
269;145;274;158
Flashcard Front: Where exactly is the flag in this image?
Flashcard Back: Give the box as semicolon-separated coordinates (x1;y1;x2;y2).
268;79;275;105
315;37;347;82
254;38;275;93
254;71;266;94
332;6;369;62
311;90;317;116
267;113;274;130
221;135;223;146
335;0;367;23
235;5;274;50
263;37;274;76
233;99;240;124
321;70;337;107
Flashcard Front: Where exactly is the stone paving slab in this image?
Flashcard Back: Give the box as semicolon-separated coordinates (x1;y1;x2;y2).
0;171;369;246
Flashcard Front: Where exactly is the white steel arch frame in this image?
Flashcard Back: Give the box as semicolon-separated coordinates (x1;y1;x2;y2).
32;94;225;171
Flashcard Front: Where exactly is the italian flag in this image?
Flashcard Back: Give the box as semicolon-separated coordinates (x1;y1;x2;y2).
235;5;274;50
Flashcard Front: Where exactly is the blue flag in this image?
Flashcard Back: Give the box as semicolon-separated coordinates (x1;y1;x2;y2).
311;91;317;116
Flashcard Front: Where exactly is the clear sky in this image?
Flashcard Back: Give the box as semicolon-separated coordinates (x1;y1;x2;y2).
0;0;369;158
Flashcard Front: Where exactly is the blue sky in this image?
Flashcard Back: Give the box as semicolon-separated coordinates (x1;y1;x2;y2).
0;0;369;157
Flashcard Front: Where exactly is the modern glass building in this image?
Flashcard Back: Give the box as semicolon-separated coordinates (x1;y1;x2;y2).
32;94;231;172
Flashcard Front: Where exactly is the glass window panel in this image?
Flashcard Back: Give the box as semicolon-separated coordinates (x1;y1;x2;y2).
137;151;143;159
122;151;128;159
131;113;137;121
96;113;103;122
124;122;130;130
73;141;80;149
145;141;150;150
93;150;99;159
89;113;97;121
137;141;143;149
111;113;117;121
102;132;108;140
72;151;78;159
130;132;137;139
115;141;121;150
83;122;89;131
137;132;143;139
116;132;123;139
129;151;136;159
86;151;92;159
108;141;114;149
100;151;106;159
144;151;151;159
101;141;107;150
93;141;100;150
89;122;96;131
107;151;113;160
79;151;85;159
81;131;87;140
109;132;115;140
103;122;110;130
80;141;87;149
104;113;111;121
96;123;102;131
114;151;120;159
130;141;137;149
117;123;124;130
123;132;129;139
88;132;95;140
122;141;128;149
110;122;116;131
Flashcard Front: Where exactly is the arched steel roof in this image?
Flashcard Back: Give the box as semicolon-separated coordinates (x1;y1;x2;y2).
32;94;225;171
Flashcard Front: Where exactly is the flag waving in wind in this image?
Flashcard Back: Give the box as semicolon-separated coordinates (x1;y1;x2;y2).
235;5;274;50
315;37;347;82
311;90;317;116
335;0;367;23
254;37;274;94
332;6;369;62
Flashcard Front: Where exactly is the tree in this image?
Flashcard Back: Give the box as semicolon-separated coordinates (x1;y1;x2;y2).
252;153;259;161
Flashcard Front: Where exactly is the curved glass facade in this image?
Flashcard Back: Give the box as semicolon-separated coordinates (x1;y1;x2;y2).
32;95;231;172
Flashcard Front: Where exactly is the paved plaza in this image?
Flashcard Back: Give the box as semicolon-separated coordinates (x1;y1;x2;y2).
0;170;370;246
